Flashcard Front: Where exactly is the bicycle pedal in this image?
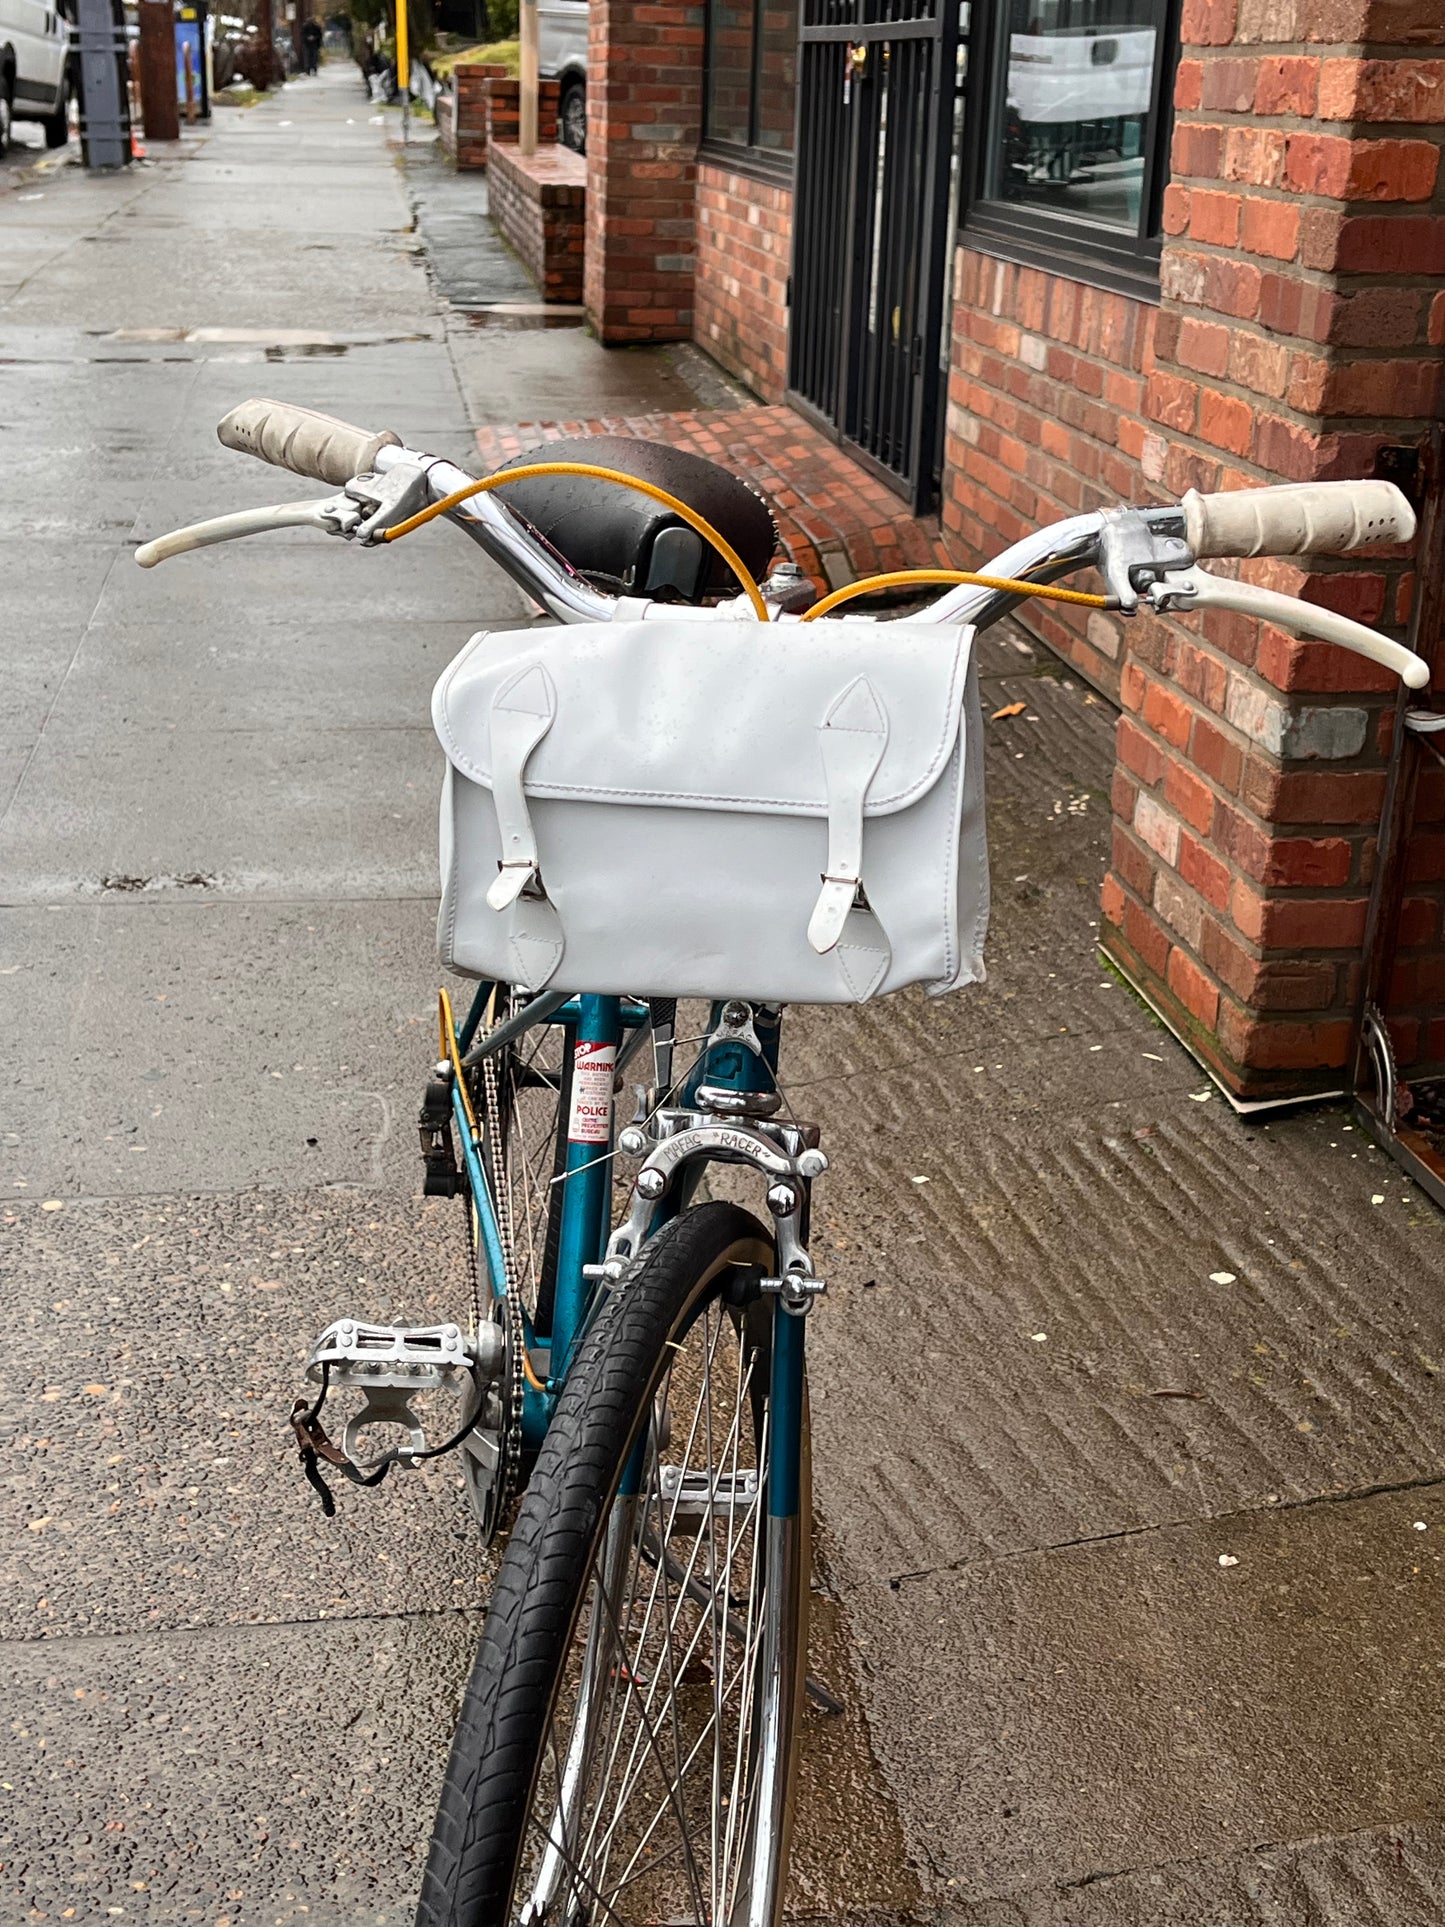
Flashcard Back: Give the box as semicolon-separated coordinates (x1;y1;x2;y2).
302;1318;503;1468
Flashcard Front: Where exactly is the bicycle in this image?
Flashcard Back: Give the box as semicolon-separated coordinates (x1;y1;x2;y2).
137;400;1427;1927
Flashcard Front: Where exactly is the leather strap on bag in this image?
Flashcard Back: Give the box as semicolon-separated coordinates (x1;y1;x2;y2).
808;677;888;955
484;665;566;990
486;664;557;910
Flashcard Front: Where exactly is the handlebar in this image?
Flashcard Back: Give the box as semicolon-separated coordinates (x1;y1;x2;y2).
135;400;1430;689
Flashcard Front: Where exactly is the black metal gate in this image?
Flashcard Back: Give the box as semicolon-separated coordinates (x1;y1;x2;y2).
788;0;964;513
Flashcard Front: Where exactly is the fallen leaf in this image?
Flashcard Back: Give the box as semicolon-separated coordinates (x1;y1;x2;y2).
990;701;1026;721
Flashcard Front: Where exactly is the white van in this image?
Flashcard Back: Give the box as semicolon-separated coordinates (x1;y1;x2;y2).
0;0;72;150
538;0;586;153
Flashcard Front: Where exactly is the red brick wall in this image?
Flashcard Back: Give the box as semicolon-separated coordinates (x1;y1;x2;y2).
943;251;1158;701
484;78;560;154
694;164;792;401
585;0;704;342
1101;0;1445;1098
488;141;587;304
443;62;511;171
943;0;1445;1099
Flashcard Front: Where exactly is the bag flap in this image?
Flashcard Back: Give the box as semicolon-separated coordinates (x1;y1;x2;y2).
432;617;974;819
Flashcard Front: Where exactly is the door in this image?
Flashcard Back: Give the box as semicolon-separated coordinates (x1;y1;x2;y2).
787;0;966;513
4;0;66;110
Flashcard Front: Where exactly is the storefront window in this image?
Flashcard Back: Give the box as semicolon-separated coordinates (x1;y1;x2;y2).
968;0;1178;293
704;0;799;170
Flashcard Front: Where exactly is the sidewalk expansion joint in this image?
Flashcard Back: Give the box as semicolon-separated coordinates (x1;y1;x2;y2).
885;1467;1445;1591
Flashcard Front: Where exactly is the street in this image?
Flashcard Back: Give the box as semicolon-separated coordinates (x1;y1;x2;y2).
4;67;1445;1927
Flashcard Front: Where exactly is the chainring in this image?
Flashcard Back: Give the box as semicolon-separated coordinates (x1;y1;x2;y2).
460;1293;524;1546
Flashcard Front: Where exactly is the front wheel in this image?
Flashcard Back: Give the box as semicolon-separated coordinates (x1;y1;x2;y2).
418;1201;810;1927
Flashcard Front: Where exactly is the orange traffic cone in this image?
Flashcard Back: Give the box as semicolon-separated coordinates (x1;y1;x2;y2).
131;126;147;159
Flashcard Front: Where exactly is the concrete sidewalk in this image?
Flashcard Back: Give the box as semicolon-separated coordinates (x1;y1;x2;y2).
2;65;1445;1927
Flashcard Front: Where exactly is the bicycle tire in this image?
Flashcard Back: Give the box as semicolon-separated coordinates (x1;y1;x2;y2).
417;1201;810;1927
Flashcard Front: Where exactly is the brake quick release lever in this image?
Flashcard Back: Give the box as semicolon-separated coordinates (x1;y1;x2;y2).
1094;506;1195;614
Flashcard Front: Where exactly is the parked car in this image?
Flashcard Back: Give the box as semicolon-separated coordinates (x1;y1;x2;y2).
538;0;585;152
0;0;73;150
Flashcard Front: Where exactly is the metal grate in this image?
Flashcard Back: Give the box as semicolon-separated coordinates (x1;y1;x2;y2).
788;0;962;510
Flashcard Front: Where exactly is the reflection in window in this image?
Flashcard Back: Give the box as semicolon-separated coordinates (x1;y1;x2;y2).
996;0;1159;232
705;0;798;159
756;4;798;152
706;0;755;148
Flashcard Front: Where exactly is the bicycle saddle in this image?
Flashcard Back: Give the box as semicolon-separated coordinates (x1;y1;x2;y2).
490;435;779;605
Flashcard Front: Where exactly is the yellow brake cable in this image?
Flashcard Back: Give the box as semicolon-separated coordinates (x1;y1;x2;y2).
381;460;771;622
800;568;1109;621
381;466;1109;625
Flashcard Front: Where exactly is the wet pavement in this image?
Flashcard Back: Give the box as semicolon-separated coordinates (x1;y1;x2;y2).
3;64;1445;1927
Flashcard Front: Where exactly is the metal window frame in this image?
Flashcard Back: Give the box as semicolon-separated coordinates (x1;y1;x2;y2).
703;0;799;164
960;0;1180;300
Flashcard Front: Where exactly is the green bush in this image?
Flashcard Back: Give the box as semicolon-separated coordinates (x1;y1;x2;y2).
485;0;519;36
430;36;520;76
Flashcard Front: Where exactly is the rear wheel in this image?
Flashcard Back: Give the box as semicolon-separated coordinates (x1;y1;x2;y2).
0;76;13;155
418;1202;810;1927
41;69;72;147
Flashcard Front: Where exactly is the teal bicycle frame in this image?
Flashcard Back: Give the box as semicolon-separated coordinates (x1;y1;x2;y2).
444;988;808;1524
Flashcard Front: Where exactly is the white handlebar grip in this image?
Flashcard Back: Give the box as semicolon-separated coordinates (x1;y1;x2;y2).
217;398;402;486
1182;480;1416;559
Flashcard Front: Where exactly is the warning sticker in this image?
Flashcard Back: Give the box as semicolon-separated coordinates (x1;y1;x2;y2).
568;1040;617;1145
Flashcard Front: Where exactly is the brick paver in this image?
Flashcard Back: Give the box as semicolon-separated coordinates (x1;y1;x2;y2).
474;403;951;592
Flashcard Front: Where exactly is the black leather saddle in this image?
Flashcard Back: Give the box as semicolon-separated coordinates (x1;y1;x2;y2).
490;435;779;604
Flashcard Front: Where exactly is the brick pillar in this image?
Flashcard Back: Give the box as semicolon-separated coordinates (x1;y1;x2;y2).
584;0;704;343
448;62;509;170
1100;0;1444;1101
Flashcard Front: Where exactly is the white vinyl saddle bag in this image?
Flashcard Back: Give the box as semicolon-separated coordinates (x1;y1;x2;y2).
432;618;989;1005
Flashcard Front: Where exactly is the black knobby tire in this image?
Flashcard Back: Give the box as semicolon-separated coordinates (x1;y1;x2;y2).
418;1201;807;1927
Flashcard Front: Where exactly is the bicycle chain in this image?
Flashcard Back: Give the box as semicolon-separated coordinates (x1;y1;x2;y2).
475;1029;525;1525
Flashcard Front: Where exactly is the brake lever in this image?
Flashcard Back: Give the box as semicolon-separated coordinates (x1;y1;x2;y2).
134;492;361;568
1147;565;1429;689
